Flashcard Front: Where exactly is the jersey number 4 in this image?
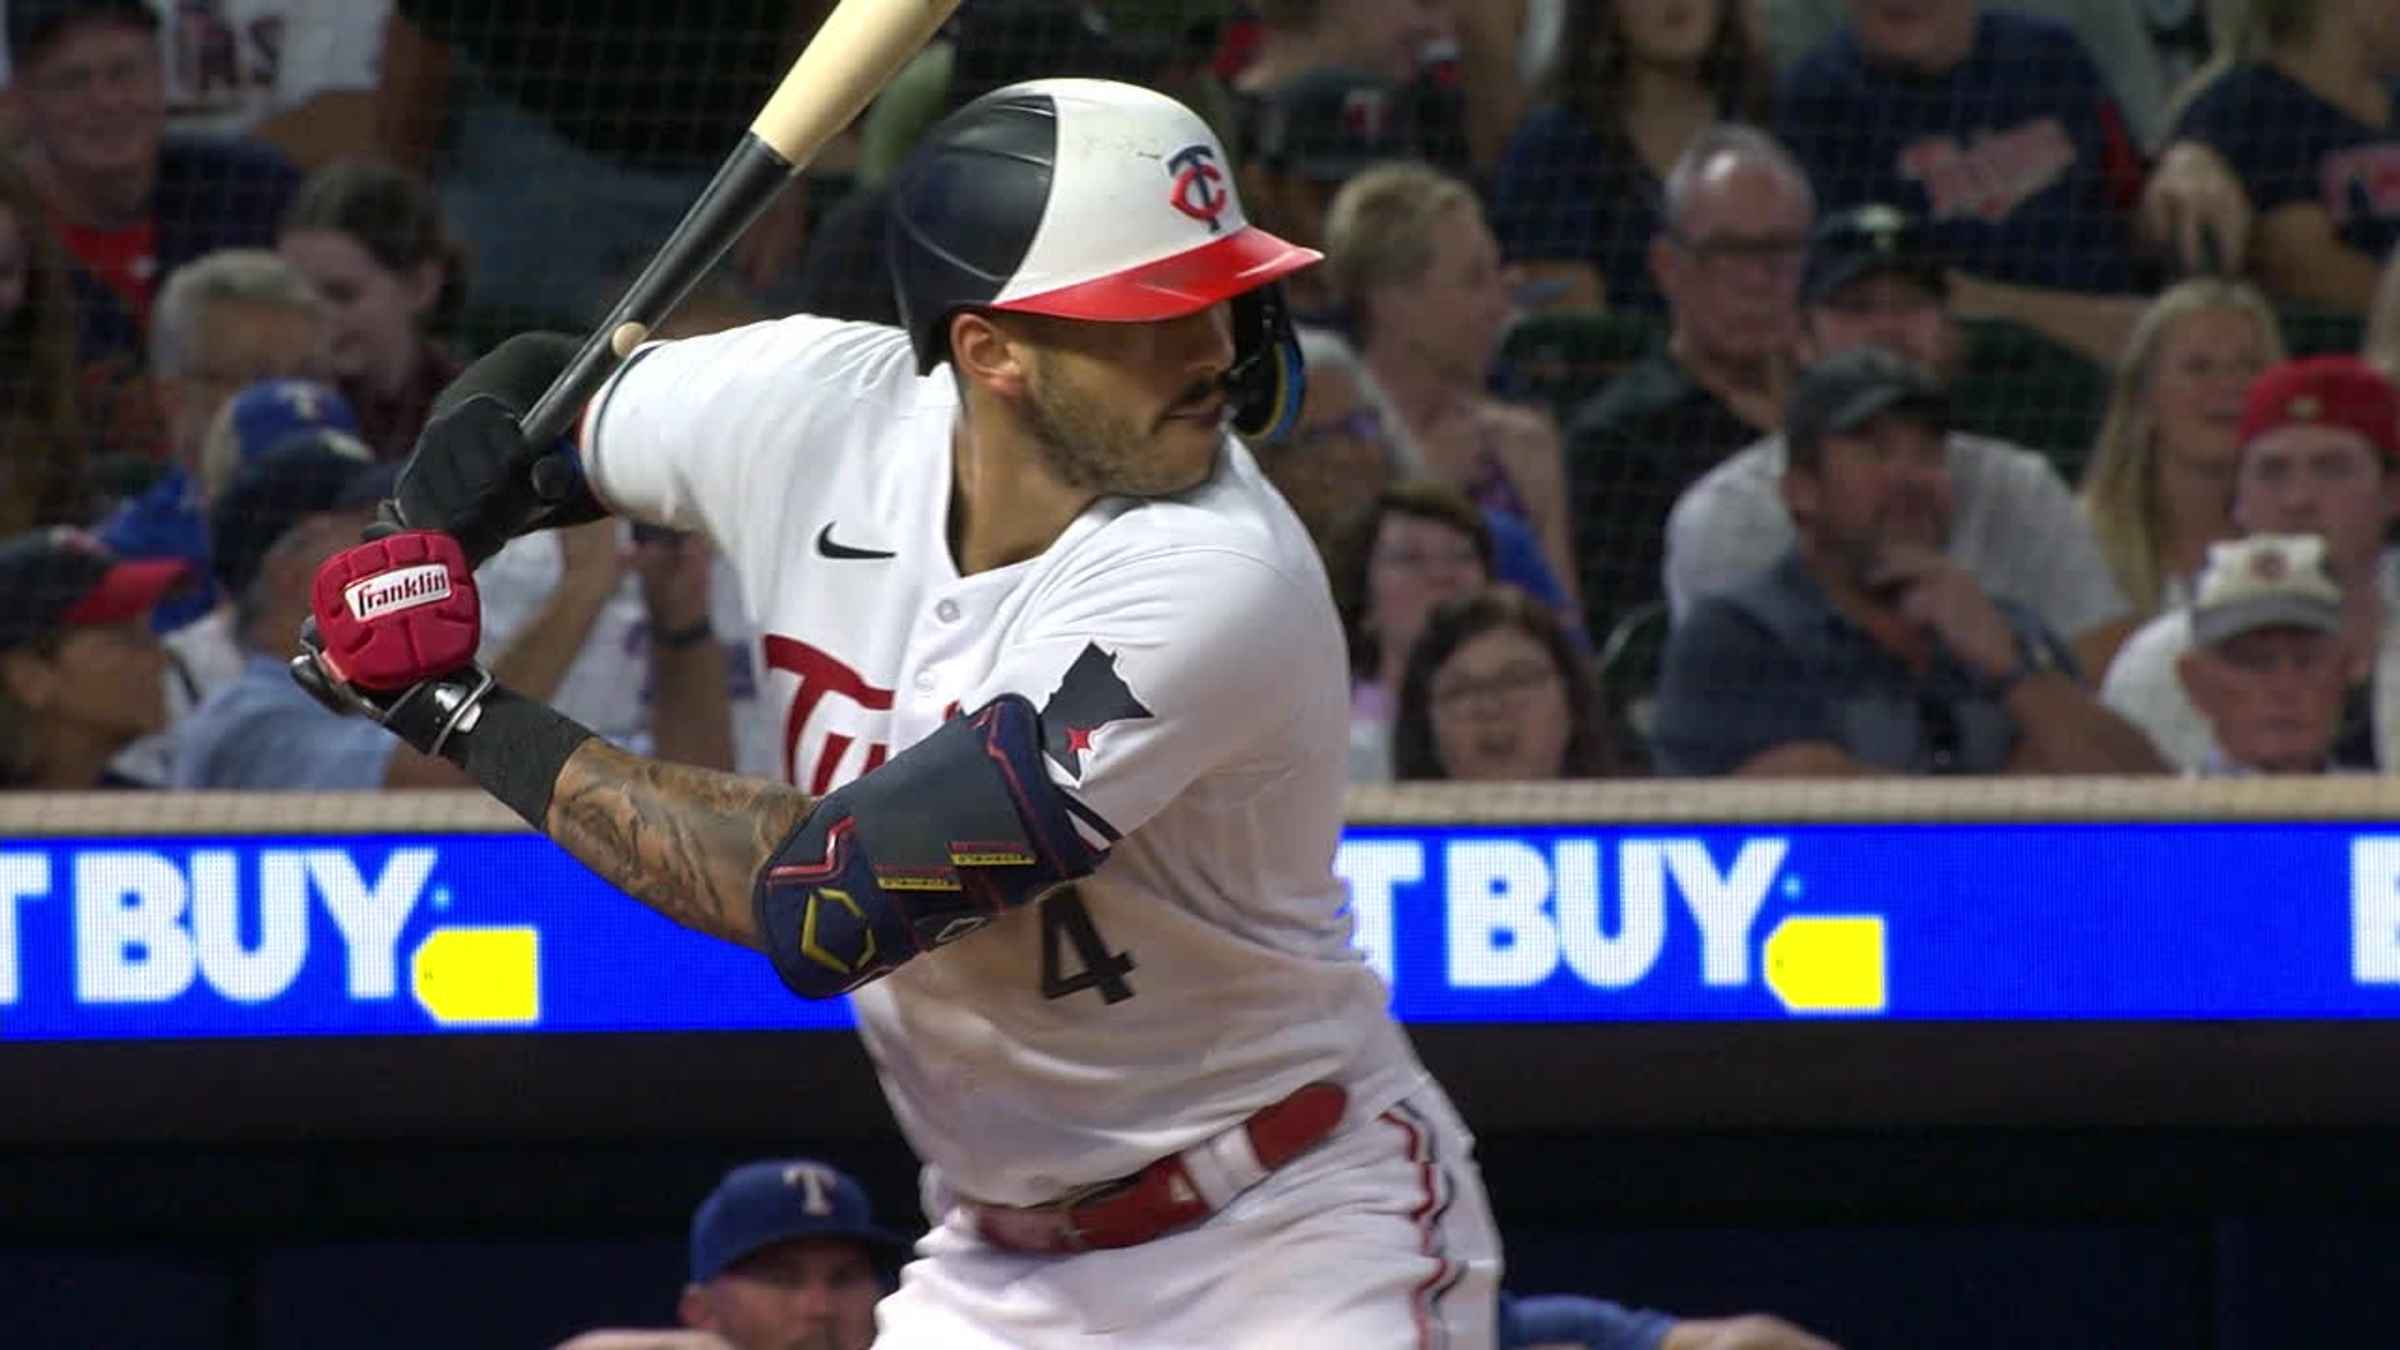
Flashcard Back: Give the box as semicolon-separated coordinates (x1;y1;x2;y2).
1039;888;1136;1004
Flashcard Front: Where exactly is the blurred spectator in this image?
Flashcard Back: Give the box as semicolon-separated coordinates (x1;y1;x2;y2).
1774;0;2160;364
2077;277;2283;620
2178;532;2353;776
1230;0;1469;174
1666;204;2134;675
554;1157;904;1350
0;526;180;788
95;247;328;630
1763;0;2176;151
277;157;466;460
0;1;390;158
1652;346;2162;776
1562;123;1812;637
1237;66;1419;317
8;0;299;454
0;148;90;533
855;1;1230;189
1257;328;1582;632
194;375;362;502
378;2;824;322
1392;587;1621;781
1487;0;1772;317
2103;354;2400;770
164;440;466;787
2168;0;2400;312
1329;480;1494;781
1326;162;1578;607
1499;1293;1841;1350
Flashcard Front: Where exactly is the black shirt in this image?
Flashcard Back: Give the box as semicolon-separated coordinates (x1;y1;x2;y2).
2173;62;2400;268
1563;350;1770;637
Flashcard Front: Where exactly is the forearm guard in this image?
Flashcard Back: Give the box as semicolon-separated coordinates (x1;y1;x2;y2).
754;694;1104;998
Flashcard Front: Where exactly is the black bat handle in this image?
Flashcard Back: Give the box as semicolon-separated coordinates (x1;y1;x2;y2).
516;133;801;454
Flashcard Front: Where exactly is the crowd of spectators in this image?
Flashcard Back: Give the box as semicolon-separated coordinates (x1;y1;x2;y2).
9;0;2400;807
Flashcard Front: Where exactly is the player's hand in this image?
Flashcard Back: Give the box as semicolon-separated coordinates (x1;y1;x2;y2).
397;333;607;566
2141;140;2253;277
1868;543;2021;679
1661;1313;1842;1350
289;528;497;760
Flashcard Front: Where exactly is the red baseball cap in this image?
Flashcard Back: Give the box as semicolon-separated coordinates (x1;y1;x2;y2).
2237;355;2400;461
0;527;191;652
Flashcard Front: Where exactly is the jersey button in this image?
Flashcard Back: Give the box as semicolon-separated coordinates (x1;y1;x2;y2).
935;599;961;623
914;669;938;692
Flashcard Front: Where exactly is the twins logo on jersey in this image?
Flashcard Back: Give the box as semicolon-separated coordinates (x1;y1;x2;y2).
763;636;1151;796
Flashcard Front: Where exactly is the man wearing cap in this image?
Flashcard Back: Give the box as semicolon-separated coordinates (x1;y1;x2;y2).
555;1157;905;1350
1664;204;2133;677
2101;355;2400;771
5;0;299;456
2177;535;2354;777
1651;346;2163;776
0;527;183;789
1235;66;1420;318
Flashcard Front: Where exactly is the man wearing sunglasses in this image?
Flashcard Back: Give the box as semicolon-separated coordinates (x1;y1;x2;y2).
1649;346;2163;777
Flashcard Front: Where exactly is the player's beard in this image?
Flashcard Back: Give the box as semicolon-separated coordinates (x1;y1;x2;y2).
1021;351;1220;498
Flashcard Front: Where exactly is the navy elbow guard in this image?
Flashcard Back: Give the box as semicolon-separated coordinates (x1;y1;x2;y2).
753;694;1105;999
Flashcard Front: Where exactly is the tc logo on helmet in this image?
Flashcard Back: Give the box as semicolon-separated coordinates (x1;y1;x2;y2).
1167;144;1230;234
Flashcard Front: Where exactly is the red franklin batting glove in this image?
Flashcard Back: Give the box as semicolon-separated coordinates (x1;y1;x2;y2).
308;529;482;692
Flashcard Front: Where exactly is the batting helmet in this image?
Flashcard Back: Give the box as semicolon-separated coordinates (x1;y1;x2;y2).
886;78;1316;442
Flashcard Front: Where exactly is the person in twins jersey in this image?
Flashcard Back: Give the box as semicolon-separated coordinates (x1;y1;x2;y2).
293;78;1502;1347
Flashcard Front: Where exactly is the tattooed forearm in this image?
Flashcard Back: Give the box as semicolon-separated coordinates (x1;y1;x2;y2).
546;739;817;950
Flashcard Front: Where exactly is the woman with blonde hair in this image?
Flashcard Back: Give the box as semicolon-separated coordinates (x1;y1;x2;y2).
2079;278;2284;619
1325;161;1579;607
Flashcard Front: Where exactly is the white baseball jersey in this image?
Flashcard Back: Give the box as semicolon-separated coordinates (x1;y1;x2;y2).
580;316;1432;1206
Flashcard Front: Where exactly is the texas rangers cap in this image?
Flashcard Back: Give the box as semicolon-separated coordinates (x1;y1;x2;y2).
689;1159;908;1283
1803;204;1949;307
2236;355;2400;461
7;0;158;68
1250;67;1417;184
199;378;369;500
2190;534;2344;648
0;527;190;653
1785;345;1949;459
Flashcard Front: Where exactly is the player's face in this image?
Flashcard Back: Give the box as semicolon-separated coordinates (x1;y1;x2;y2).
2184;627;2347;773
1374;203;1513;387
1368;512;1489;668
1019;305;1235;498
1790;411;1952;583
2148;305;2270;475
279;228;438;389
2231;426;2397;576
16;20;166;187
1429;625;1572;780
682;1238;881;1350
1804;273;1957;383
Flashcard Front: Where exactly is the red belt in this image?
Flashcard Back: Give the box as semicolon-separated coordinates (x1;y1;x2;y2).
968;1081;1349;1255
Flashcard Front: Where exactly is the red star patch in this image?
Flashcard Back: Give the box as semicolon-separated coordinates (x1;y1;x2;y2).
1065;725;1095;754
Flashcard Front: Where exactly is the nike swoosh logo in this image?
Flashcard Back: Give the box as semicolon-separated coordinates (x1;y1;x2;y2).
815;523;896;561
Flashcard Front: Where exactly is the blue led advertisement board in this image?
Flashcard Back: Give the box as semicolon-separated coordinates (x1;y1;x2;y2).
5;821;2399;1041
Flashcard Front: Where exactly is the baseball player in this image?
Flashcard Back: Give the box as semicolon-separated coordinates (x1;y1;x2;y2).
294;79;1501;1347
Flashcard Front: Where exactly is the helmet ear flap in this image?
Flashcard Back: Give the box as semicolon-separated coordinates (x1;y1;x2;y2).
1229;284;1305;444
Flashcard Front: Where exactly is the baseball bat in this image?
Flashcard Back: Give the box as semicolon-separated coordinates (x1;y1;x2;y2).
513;0;964;453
